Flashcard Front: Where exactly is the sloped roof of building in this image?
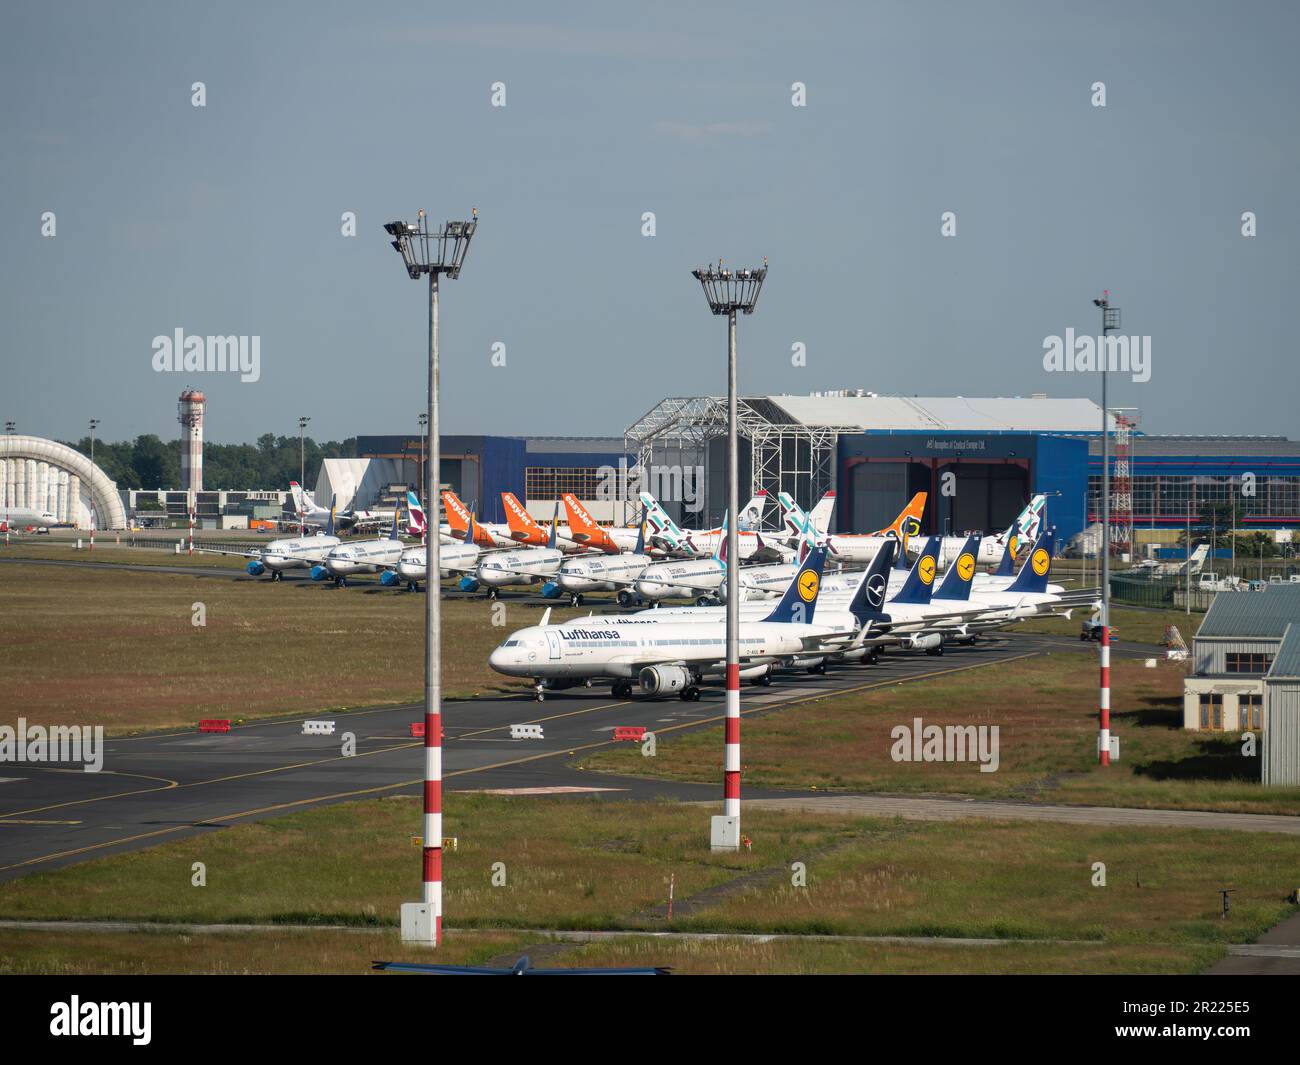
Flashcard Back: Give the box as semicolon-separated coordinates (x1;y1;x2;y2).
765;394;1114;433
1197;586;1300;639
1267;624;1300;679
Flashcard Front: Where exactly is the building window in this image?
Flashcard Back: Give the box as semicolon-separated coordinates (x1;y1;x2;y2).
1239;694;1262;731
525;467;611;503
1199;693;1223;730
1226;652;1273;674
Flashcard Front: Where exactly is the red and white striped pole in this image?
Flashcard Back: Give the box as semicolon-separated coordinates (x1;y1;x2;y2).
1099;624;1111;765
725;663;741;818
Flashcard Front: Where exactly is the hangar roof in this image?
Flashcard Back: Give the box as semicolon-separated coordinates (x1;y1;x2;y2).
764;394;1114;433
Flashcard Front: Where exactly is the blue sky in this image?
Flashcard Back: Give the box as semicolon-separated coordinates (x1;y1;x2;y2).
2;1;1296;444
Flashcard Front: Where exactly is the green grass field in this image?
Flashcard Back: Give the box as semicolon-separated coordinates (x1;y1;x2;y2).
0;560;592;731
1014;604;1204;647
581;654;1300;815
2;793;1295;973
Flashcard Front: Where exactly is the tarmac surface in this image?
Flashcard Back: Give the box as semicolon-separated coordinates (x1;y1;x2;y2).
0;632;1128;883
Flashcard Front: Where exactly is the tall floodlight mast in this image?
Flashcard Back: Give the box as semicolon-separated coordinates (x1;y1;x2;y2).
384;208;477;947
691;258;767;851
1093;291;1121;767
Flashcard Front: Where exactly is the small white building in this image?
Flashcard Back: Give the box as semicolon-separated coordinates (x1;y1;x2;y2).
1183;586;1300;732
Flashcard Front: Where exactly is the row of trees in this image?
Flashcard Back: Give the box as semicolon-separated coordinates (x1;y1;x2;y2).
63;434;358;491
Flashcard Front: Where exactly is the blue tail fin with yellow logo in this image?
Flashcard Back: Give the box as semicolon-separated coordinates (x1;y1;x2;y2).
1006;531;1055;594
761;546;828;624
934;536;982;601
891;536;941;605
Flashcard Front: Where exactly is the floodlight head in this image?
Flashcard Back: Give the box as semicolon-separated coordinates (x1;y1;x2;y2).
691;258;768;315
384;211;478;280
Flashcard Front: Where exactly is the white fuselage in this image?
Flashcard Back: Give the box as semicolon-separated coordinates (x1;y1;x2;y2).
477;546;565;588
489;617;837;682
261;534;341;572
556;552;652;593
1;506;58;529
634;558;726;601
325;537;407;575
397;542;481;583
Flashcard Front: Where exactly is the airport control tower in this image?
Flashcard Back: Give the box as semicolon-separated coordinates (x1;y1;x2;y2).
178;389;205;493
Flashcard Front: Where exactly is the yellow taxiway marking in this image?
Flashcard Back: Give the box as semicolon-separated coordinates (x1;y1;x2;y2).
0;652;1036;873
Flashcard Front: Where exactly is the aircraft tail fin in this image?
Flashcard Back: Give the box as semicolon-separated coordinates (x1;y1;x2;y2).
502;492;546;543
891;536;941;605
934;535;981;601
761;546;828;624
1006;531;1055;594
876;491;927;540
406;491;426;537
325;496;336;537
809;491;836;536
738;492;767;531
847;538;896;619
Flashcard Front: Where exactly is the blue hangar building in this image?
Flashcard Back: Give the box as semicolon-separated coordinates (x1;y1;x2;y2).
355;395;1300;542
623;393;1300;543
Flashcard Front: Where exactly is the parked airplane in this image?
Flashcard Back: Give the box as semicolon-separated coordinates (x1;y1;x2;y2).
383;541;483;591
965;532;1097;623
777;491;927;565
314;513;408;587
543;508;652;605
200;498;341;580
561;493;644;554
1135;543;1210;577
0;505;58;531
502;492;582;553
921;494;1049;567
468;503;568;597
640;492;783;561
489;546;862;701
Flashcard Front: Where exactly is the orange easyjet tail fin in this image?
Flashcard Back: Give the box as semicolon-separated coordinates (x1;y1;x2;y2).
501;492;546;544
561;493;617;553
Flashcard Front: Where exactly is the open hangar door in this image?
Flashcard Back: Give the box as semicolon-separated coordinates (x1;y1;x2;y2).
845;458;1028;535
931;462;1029;536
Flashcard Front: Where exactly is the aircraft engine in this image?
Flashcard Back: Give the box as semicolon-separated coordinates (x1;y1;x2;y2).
638;664;692;696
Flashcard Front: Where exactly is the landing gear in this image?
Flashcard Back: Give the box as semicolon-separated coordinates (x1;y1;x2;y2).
407;581;419;592
616;590;631;607
925;645;945;657
487;587;498;601
865;650;879;666
334;575;347;588
806;662;827;675
695;595;712;607
679;685;701;702
269;571;282;582
533;681;546;702
612;679;633;699
570;593;584;607
751;673;772;687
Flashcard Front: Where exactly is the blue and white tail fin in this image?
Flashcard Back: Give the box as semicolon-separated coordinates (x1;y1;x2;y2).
934;536;981;601
891;536;941;605
1006;530;1055;594
548;501;560;551
847;538;896;620
761;546;828;624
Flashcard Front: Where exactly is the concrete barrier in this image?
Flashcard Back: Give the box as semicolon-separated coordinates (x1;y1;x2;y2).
302;720;337;736
509;724;544;740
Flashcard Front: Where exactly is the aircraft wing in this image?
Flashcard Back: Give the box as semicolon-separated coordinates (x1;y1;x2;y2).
196;546;261;560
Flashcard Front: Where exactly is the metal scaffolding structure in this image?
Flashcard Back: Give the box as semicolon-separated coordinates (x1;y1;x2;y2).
622;395;846;526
